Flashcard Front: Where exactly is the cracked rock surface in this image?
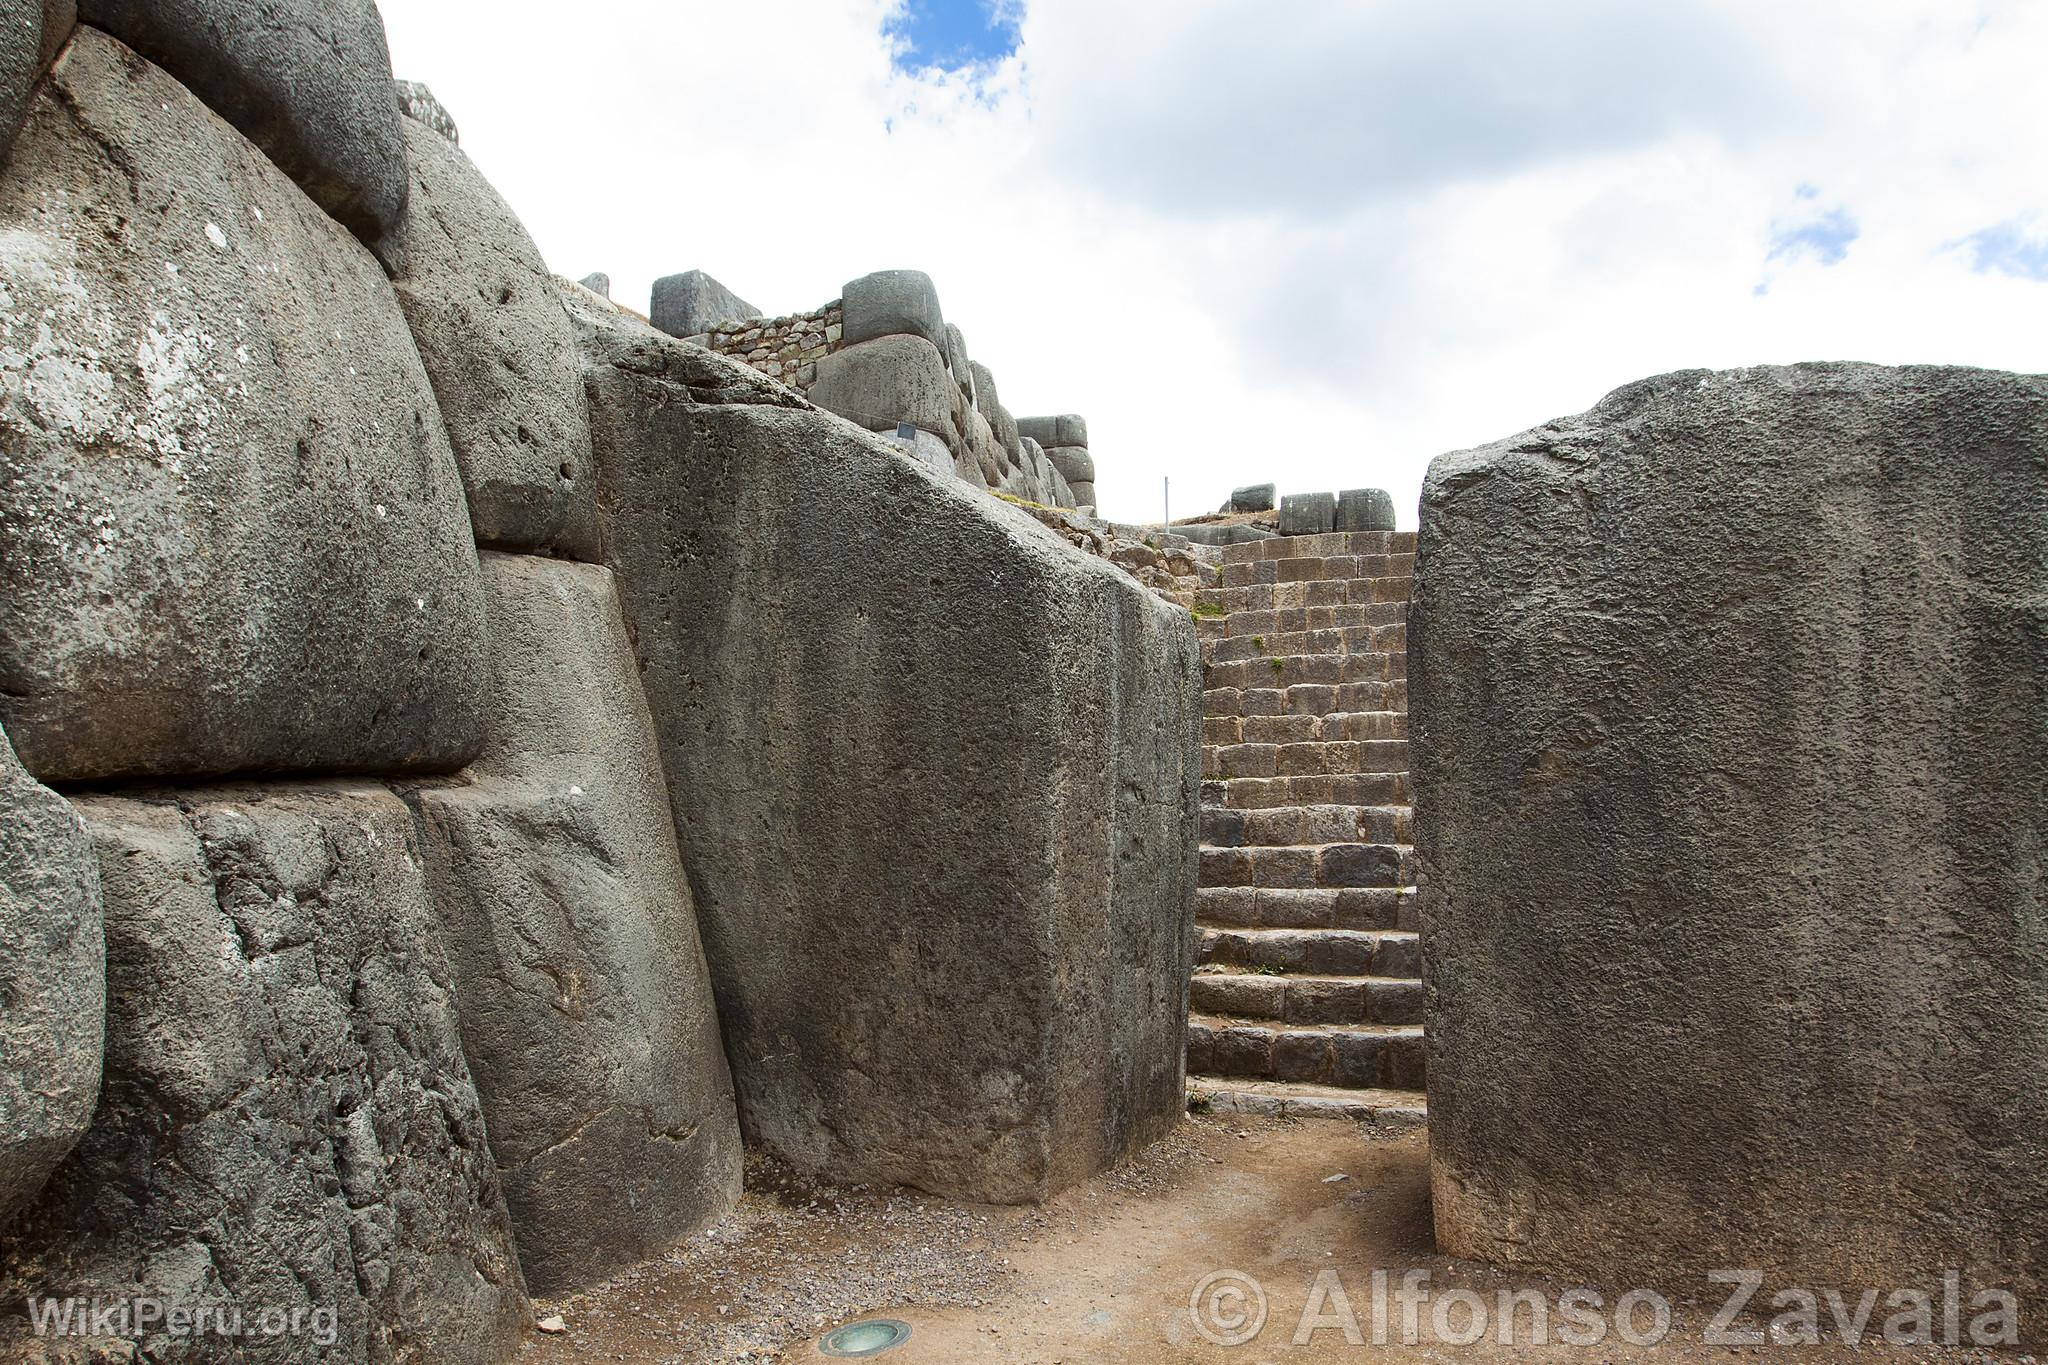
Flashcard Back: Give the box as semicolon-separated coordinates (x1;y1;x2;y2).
0;782;529;1363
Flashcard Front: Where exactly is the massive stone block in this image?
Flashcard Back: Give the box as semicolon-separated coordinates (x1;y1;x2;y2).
1336;487;1395;532
649;268;760;340
0;724;101;1223
1413;363;2048;1321
1280;491;1336;535
841;268;944;349
0;31;489;783
76;0;407;244
404;552;743;1295
942;322;973;399
1045;444;1095;486
808;333;960;448
384;115;600;559
0;784;529;1363
573;298;1203;1203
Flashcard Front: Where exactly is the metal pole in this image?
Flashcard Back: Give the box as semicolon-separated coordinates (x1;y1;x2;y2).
1164;476;1170;529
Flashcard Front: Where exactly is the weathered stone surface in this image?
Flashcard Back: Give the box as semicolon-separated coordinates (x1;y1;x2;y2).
575;307;1203;1203
0;724;101;1223
649;268;760;339
0;32;488;784
808;333;960;448
890;424;954;476
842;268;943;349
1068;479;1097;510
1230;482;1277;512
3;0;69;163
404;553;742;1295
578;271;610;299
1017;414;1088;450
393;77;456;143
384;115;599;559
76;0;407;244
1336;487;1395;532
1280;491;1336;535
1414;363;2048;1324
0;783;529;1362
1045;444;1095;486
942;322;973;397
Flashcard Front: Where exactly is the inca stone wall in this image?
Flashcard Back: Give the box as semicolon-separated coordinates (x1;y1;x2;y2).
661;267;1096;512
0;7;1204;1355
1413;363;2048;1330
572;288;1202;1203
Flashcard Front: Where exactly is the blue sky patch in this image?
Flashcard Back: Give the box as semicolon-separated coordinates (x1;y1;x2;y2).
1953;217;2048;282
885;0;1022;73
1767;206;1859;267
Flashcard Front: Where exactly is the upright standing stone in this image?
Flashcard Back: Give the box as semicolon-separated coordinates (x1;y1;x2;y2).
383;115;600;560
578;271;611;299
1280;491;1336;535
1230;482;1277;513
808;334;961;449
0;784;530;1364
1413;363;2048;1327
0;724;101;1223
405;553;743;1295
0;32;489;783
649;268;760;339
841;269;944;349
571;293;1203;1203
943;322;974;400
76;0;409;244
1336;487;1396;532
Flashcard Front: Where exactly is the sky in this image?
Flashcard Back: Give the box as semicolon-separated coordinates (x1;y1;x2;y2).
377;0;2048;527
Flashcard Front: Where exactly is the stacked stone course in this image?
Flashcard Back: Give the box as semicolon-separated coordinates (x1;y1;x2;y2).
1185;530;1426;1122
702;300;843;390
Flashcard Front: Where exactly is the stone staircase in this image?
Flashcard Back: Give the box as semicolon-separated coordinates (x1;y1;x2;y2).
1185;531;1426;1124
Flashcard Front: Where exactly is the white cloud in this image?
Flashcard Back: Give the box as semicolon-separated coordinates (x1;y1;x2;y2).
377;0;2048;527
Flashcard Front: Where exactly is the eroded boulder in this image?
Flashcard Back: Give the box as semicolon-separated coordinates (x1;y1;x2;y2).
1336;487;1395;531
0;783;529;1362
405;552;743;1295
3;0;71;164
650;268;759;340
0;724;101;1223
572;296;1203;1203
0;31;488;783
76;0;408;244
1414;363;2048;1324
384;115;600;559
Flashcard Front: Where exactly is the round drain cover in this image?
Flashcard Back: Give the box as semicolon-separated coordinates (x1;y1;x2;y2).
819;1318;912;1357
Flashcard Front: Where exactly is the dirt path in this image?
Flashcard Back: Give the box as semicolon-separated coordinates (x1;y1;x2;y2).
519;1117;2027;1364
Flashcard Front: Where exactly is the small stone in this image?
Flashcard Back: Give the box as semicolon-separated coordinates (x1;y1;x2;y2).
536;1314;567;1334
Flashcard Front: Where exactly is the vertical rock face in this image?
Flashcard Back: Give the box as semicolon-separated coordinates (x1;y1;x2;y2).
383;115;601;560
1413;364;2048;1314
0;784;529;1363
572;296;1203;1203
649;269;760;340
0;31;489;783
808;333;960;447
75;0;409;243
840;268;943;349
0;725;102;1223
405;552;743;1295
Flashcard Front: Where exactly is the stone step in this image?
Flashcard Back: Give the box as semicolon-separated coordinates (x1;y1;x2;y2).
1199;842;1413;891
1219;555;1415;591
1221;530;1418;564
1192;971;1425;1026
1205;623;1407;664
1201;802;1411;848
1203;739;1410;781
1196;886;1419;932
1188;1079;1426;1125
1218;601;1410;638
1197;926;1422;977
1203;681;1408;721
1187;1016;1427;1090
1195;579;1414;617
1203;710;1408;747
1203;651;1405;692
1204;772;1414;809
